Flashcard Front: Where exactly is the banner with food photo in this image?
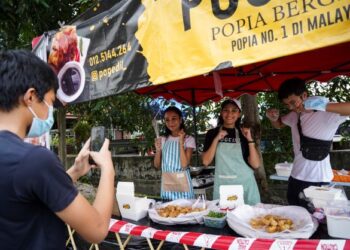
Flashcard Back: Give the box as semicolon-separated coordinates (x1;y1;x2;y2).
33;0;350;104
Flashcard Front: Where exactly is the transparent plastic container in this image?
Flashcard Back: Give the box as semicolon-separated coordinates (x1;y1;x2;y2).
204;214;227;228
325;201;350;239
275;162;293;177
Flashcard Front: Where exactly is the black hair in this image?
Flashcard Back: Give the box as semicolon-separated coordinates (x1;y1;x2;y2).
278;77;306;101
0;49;58;112
217;99;241;127
163;106;185;137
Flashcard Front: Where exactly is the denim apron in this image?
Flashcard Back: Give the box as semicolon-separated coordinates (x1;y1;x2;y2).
213;130;260;205
161;139;194;200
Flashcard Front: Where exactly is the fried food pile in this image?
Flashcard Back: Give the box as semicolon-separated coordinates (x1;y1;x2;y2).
48;26;80;74
249;214;294;233
227;195;238;201
157;205;204;218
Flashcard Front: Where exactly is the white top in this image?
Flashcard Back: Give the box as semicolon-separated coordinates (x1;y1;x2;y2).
282;111;347;182
161;135;196;149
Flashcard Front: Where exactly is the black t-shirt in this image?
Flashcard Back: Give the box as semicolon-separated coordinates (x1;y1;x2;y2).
203;127;250;166
0;131;78;249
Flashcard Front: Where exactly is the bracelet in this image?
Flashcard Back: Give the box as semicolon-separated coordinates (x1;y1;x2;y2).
248;141;255;144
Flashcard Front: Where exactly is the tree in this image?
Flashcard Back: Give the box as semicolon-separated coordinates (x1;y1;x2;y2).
241;94;269;194
0;0;93;49
67;93;218;156
309;75;350;103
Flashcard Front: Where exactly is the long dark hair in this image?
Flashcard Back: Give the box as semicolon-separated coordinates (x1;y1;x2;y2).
163;106;185;137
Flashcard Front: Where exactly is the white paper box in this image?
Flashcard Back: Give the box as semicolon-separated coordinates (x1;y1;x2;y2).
304;186;342;200
275;162;293;177
325;201;350;239
304;186;346;209
116;182;155;221
219;185;244;209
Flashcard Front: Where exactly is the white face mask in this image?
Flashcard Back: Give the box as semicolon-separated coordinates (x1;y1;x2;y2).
27;101;54;138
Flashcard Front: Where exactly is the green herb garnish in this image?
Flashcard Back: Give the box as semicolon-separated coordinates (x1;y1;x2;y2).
207;211;225;218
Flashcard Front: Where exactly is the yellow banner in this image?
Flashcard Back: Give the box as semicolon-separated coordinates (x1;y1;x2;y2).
136;0;350;85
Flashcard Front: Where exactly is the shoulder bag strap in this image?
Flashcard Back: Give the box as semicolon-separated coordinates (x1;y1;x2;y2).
297;113;304;151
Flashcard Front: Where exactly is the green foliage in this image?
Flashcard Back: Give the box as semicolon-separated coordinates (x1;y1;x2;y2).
152;98;219;136
257;92;293;156
51;133;59;147
308;75;350;143
0;0;94;49
68;92;156;150
51;133;75;147
67;94;218;154
182;101;220;134
73;120;91;147
308;75;350;103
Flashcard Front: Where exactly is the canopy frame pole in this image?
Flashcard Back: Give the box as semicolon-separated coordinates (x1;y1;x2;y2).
57;107;67;168
191;89;199;166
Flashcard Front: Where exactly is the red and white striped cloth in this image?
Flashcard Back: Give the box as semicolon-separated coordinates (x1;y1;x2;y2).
109;219;350;250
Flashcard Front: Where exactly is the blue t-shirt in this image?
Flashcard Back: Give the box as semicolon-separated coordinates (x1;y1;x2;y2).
0;131;78;249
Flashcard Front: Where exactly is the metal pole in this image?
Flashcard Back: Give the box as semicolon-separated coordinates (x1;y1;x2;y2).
57;107;67;168
191;89;199;166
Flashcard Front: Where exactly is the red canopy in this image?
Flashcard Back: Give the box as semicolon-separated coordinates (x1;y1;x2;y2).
136;41;350;106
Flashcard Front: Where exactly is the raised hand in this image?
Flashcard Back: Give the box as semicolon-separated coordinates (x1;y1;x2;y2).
154;137;162;152
241;127;253;141
216;127;228;141
179;129;186;146
72;138;93;176
89;139;114;173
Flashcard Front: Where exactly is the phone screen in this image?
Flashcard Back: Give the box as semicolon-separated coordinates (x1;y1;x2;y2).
91;126;105;151
89;126;105;164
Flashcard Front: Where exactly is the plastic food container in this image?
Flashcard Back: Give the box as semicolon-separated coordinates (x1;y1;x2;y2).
275;162;293;177
204;212;227;228
325;201;350;239
303;186;347;209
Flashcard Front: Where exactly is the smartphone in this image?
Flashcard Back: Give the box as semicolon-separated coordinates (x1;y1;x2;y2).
89;126;106;164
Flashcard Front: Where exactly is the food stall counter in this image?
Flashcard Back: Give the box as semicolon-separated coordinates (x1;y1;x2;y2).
104;216;350;250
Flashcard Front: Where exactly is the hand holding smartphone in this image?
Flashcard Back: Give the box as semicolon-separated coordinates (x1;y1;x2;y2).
89;126;106;165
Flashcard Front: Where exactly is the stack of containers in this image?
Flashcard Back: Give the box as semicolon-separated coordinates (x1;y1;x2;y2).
324;201;350;239
303;186;347;209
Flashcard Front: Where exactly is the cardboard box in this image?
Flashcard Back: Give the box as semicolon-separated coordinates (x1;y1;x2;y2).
116;182;155;221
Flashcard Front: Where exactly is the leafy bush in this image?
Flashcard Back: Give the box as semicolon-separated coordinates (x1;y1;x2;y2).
73;121;91;148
